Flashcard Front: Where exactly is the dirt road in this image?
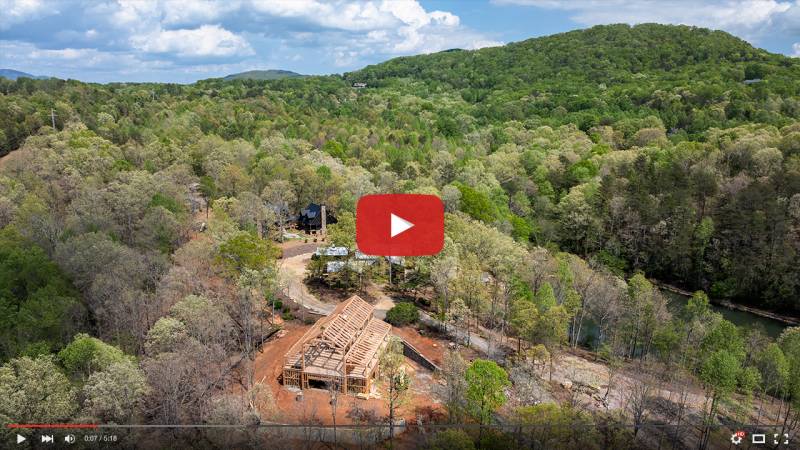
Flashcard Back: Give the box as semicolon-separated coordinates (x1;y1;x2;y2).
278;252;335;316
365;283;497;357
278;247;499;360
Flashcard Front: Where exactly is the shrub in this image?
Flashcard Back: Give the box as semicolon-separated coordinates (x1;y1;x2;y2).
429;429;475;450
385;303;419;326
453;182;499;223
59;334;130;378
150;192;184;214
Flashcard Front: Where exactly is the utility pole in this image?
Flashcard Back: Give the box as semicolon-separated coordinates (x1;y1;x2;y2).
300;277;305;323
321;205;327;240
50;109;56;129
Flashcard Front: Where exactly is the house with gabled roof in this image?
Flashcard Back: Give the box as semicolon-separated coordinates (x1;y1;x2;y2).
297;203;337;233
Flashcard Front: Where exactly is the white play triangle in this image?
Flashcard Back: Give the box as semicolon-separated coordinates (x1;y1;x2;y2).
390;213;414;238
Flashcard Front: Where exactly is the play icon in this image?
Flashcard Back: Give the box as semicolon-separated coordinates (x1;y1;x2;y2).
356;194;444;256
16;434;25;444
390;213;414;238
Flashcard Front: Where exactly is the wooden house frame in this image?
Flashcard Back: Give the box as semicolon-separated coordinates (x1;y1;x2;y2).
282;296;391;395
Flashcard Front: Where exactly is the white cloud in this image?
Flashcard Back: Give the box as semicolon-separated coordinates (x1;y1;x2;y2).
429;10;460;27
29;47;96;60
0;0;52;29
248;0;486;56
112;0;159;28
0;0;501;79
793;42;800;56
131;24;253;57
248;0;441;32
106;0;488;64
379;0;456;28
111;0;240;28
161;0;240;25
0;40;172;77
494;0;793;40
466;39;504;50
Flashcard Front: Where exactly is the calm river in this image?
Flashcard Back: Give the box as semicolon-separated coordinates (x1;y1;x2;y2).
578;289;789;348
662;290;787;339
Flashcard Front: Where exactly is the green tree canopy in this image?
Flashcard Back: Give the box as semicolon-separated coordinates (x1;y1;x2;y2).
0;355;77;437
58;333;131;379
385;302;419;326
216;231;278;275
0;228;84;360
465;359;510;425
328;211;355;249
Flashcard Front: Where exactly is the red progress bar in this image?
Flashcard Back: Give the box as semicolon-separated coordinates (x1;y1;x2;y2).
7;424;98;429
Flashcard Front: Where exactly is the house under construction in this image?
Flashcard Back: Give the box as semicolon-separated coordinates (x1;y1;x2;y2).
282;295;391;395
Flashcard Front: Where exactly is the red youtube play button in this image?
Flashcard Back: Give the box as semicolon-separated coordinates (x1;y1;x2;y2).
356;194;444;256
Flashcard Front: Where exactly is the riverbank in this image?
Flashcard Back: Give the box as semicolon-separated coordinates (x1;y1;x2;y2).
656;282;800;326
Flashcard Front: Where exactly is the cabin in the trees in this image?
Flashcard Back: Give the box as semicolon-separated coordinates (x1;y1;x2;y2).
297;203;337;233
282;295;391;394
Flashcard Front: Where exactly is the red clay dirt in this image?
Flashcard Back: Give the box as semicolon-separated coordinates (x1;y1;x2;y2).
391;326;446;367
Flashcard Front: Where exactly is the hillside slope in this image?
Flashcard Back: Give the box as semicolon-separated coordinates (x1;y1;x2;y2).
352;24;778;84
347;23;799;134
0;69;49;80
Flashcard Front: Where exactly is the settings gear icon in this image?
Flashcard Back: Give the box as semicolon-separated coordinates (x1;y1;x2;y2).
730;432;745;445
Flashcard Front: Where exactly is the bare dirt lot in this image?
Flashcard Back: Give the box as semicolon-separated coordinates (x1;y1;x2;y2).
307;279;381;305
393;326;446;367
279;241;318;259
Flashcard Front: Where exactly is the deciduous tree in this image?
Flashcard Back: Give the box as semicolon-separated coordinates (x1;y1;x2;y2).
465;359;509;429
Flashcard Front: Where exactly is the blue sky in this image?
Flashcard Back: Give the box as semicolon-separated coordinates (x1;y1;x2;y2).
1;0;799;83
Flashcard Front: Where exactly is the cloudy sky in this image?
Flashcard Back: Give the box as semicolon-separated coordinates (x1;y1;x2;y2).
1;0;799;83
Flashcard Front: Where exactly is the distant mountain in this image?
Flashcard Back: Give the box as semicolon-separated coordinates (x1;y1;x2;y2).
346;23;798;130
349;24;784;89
0;69;50;80
223;70;303;81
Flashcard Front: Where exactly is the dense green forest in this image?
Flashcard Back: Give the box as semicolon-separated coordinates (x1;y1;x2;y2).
2;24;798;312
1;24;800;446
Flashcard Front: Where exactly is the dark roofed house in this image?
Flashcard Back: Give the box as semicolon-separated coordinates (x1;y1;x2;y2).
297;203;337;232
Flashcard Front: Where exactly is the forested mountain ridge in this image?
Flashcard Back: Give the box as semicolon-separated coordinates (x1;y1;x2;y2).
347;23;800;135
0;69;50;80
0;23;799;319
352;23;779;84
